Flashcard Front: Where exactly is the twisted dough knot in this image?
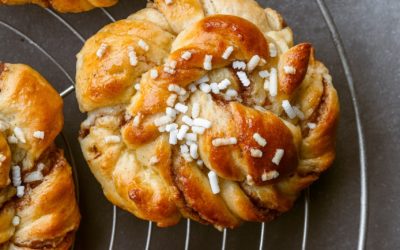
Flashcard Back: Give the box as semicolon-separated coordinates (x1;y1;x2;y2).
0;0;116;13
77;1;339;228
0;63;80;249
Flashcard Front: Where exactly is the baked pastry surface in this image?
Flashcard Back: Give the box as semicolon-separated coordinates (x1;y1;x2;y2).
76;0;339;228
0;63;80;249
0;0;117;13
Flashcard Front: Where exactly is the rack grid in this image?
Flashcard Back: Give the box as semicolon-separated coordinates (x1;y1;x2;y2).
0;1;368;248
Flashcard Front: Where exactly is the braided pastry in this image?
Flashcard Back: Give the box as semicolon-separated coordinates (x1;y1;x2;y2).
0;63;80;249
0;0;117;13
76;0;339;228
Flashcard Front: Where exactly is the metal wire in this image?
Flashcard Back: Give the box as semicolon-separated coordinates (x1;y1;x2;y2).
259;223;265;250
145;222;153;250
302;189;310;250
0;20;75;85
60;132;80;201
44;9;85;42
108;206;117;250
184;219;191;250
221;228;227;250
60;85;75;97
315;1;368;249
101;8;116;22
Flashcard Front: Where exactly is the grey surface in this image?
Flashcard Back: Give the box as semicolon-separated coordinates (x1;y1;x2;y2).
0;0;399;249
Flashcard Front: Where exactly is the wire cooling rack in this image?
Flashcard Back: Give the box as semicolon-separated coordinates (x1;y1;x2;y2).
0;0;368;249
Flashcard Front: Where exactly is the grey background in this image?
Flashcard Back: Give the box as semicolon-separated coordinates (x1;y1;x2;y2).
0;0;399;249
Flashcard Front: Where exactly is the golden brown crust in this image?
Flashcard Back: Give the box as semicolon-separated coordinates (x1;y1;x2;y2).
76;19;175;112
76;0;339;229
0;134;12;188
0;63;64;169
278;43;312;95
0;64;80;249
0;0;116;13
229;103;298;182
155;0;205;34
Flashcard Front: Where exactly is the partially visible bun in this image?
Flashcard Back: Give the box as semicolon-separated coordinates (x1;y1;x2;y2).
0;0;117;13
0;63;80;249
